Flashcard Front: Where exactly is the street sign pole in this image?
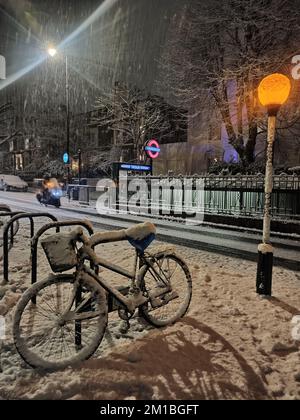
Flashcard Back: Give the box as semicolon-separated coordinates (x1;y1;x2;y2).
78;149;82;183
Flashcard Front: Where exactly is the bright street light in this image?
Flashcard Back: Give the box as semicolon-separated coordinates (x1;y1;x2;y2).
256;73;291;296
47;47;57;57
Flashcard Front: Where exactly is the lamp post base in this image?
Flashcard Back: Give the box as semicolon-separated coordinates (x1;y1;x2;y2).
256;243;274;296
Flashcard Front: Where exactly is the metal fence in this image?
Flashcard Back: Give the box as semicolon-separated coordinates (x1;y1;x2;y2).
122;174;300;220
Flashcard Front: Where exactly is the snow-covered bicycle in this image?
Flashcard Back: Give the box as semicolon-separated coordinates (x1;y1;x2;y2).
13;222;192;370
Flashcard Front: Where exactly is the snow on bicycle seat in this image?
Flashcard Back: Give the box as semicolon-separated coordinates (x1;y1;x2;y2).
125;222;156;240
125;222;156;252
90;222;156;249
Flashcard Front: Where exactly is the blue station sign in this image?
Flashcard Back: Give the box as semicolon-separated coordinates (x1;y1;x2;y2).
63;152;69;164
120;164;152;172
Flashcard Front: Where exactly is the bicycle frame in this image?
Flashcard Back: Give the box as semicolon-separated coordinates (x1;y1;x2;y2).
77;240;172;314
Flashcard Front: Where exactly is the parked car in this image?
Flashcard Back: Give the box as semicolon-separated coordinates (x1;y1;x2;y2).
0;175;28;192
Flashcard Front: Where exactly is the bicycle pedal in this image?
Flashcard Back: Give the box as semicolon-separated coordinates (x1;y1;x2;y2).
163;291;179;303
150;291;179;308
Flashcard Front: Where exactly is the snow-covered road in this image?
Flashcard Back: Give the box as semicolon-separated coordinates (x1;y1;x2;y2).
1;191;299;271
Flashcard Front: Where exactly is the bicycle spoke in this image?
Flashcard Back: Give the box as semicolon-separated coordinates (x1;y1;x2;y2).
14;274;108;369
140;254;192;326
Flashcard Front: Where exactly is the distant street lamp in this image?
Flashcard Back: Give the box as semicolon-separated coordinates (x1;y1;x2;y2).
256;73;291;296
47;48;57;58
73;148;82;183
47;46;71;183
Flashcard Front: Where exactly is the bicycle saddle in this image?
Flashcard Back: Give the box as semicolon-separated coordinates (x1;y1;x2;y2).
126;222;156;252
90;222;156;249
125;222;156;240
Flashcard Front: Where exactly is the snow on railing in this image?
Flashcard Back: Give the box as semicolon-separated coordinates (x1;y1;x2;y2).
121;174;300;219
126;174;300;191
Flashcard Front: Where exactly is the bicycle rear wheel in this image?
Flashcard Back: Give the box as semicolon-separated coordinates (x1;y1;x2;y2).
13;274;108;370
138;251;192;327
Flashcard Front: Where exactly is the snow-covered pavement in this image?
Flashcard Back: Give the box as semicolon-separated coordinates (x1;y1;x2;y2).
0;218;299;400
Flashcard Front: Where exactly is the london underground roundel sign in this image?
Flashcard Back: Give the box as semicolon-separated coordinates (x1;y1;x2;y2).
145;139;161;159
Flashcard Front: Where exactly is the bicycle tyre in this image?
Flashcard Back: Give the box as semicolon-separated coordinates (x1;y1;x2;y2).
13;274;108;370
138;251;192;327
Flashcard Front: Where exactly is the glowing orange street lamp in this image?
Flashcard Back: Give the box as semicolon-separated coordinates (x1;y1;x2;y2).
256;73;291;296
258;73;291;116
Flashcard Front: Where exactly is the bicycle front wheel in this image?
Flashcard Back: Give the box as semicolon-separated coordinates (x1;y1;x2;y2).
138;251;192;327
13;274;108;370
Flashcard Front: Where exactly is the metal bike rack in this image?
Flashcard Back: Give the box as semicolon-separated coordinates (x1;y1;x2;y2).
0;206;14;260
0;205;11;213
31;220;95;286
31;220;129;312
1;211;26;262
2;213;58;284
31;220;96;348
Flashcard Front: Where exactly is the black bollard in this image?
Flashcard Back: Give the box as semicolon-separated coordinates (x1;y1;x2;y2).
256;244;274;296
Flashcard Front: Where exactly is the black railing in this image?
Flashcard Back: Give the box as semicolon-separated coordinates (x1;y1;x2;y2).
119;174;300;220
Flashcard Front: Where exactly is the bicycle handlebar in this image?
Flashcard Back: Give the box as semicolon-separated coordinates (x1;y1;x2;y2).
75;228;90;246
89;230;127;247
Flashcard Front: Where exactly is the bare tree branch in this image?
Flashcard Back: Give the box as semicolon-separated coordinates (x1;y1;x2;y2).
92;84;178;163
160;0;300;167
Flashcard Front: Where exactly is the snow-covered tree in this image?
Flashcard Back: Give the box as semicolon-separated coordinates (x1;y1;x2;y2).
93;84;173;162
162;0;300;166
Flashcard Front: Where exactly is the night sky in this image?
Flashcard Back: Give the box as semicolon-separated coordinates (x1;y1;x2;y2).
0;0;184;102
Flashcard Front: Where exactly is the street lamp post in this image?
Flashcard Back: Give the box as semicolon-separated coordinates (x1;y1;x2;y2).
78;148;82;182
47;47;71;184
256;73;291;296
65;55;71;184
73;148;82;183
